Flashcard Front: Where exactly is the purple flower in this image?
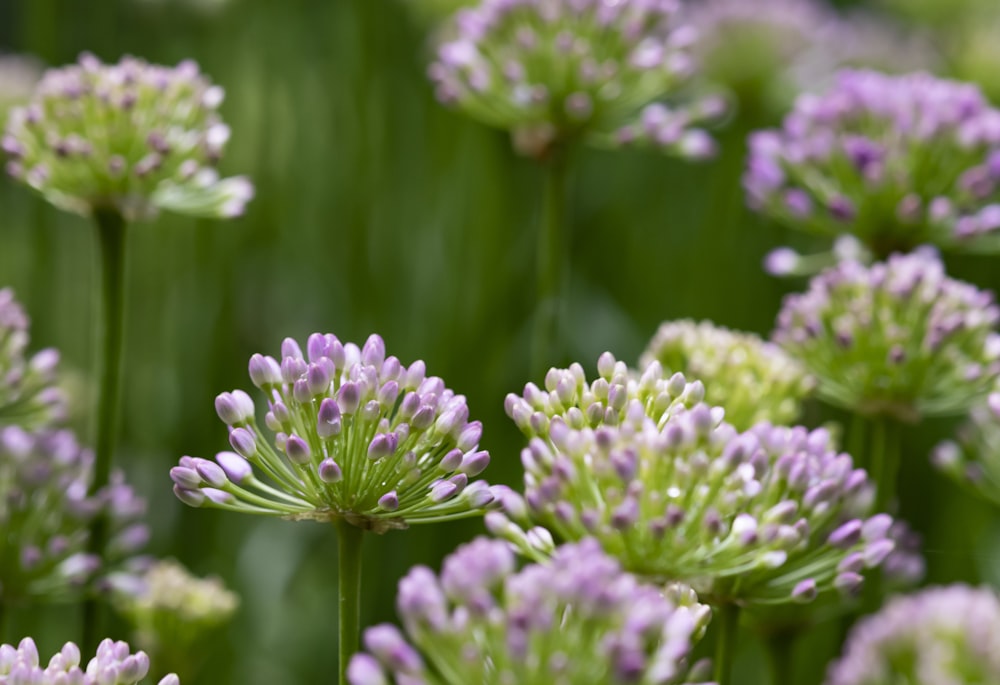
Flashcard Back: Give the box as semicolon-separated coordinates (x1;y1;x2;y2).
932;390;1000;507
0;637;179;685
745;69;1000;255
349;538;713;684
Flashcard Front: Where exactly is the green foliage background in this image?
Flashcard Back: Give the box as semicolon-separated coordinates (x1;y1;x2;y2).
1;0;999;682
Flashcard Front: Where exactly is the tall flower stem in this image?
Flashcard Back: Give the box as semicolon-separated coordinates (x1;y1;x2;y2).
764;630;795;685
337;520;364;685
82;208;128;651
531;148;569;377
713;603;740;685
871;417;902;513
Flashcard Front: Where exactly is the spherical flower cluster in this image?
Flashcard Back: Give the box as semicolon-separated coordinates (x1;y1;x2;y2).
171;334;500;532
825;585;1000;685
429;0;722;159
773;248;1000;421
745;69;1000;255
0;638;178;685
932;392;1000;507
505;351;707;439
0;425;149;603
348;538;714;685
640;320;814;430
112;559;239;654
0;288;65;429
2;53;253;221
493;403;896;606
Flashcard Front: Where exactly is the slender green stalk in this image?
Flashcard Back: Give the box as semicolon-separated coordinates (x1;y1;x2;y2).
337;520;365;685
530;149;569;377
83;208;128;651
713;603;741;685
847;412;867;470
0;600;7;645
764;630;796;685
871;417;902;513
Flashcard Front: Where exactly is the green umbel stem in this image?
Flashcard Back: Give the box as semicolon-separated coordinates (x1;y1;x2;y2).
530;149;569;377
870;417;902;513
764;630;796;685
82;208;128;651
337;520;364;685
714;603;741;685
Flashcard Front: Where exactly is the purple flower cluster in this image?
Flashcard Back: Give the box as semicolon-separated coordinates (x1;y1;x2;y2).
0;288;65;429
825;585;1000;684
171;334;501;532
0;638;179;685
348;538;714;685
0;426;149;602
3;53;253;221
745;69;1000;255
429;0;721;158
774;248;1000;421
932;391;1000;507
494;399;898;606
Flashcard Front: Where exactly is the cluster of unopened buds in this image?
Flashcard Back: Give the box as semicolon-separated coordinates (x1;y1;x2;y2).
0;638;178;685
0;288;64;429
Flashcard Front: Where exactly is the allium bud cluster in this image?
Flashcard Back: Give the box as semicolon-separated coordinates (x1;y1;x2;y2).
0;288;64;429
640;320;814;430
0;426;149;602
0;638;178;685
171;334;501;532
3;53;253;221
825;585;1000;685
745;69;1000;255
932;391;1000;507
348;538;714;685
773;248;1000;421
496;392;896;605
429;0;722;158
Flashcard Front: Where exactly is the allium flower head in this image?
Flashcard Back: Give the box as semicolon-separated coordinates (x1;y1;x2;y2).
171;334;501;533
0;637;178;685
0;426;148;602
3;53;253;221
932;391;1000;507
496;397;894;605
773;248;1000;421
825;584;1000;685
745;69;1000;255
0;288;65;428
348;538;714;685
429;0;722;158
640;320;814;430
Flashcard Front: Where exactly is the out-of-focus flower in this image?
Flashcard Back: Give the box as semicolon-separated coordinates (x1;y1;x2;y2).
773;248;1000;421
0;637;179;685
497;386;897;605
428;0;723;159
0;288;65;429
932;391;1000;507
745;69;1000;256
824;584;1000;685
2;53;253;221
0;425;149;603
171;334;502;533
0;54;43;118
763;235;871;278
639;319;814;430
882;519;926;589
348;537;714;685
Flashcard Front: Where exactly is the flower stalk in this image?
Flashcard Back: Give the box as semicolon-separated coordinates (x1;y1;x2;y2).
337;520;364;685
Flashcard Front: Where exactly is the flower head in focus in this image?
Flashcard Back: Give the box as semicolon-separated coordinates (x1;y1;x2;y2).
745;69;1000;255
824;584;1000;685
348;537;714;685
640;319;814;430
429;0;723;158
3;53;253;221
0;288;65;429
171;334;501;533
932;391;1000;507
0;637;178;685
0;425;149;603
773;248;1000;421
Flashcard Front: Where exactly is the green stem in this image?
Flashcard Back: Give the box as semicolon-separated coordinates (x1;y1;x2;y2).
337;519;365;685
83;208;128;651
871;417;902;514
713;603;740;685
763;630;796;685
530;149;569;377
847;413;867;470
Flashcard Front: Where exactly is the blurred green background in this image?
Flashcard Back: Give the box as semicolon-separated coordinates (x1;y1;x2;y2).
2;0;1000;682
